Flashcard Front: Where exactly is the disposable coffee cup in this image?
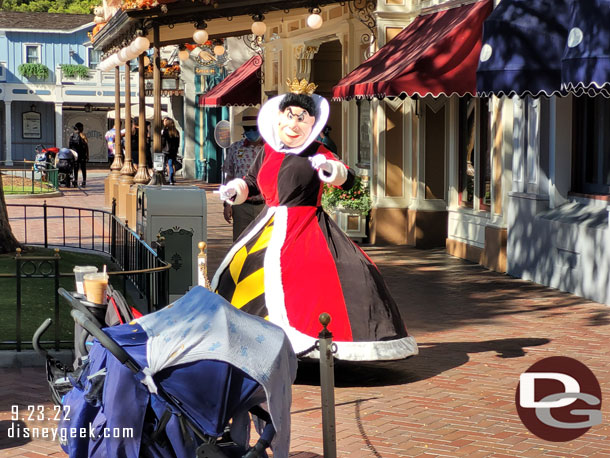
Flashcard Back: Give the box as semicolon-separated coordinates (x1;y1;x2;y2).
83;272;109;305
74;266;98;295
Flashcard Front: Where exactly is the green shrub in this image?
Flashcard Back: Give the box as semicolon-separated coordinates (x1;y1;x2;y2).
59;63;91;79
17;63;50;79
321;176;372;216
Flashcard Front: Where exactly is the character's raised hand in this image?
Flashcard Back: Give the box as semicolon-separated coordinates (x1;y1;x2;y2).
309;154;332;173
217;184;237;203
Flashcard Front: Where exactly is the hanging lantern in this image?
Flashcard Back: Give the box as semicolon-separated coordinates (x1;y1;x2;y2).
193;29;208;44
133;36;150;53
251;21;266;37
213;44;225;56
307;13;323;29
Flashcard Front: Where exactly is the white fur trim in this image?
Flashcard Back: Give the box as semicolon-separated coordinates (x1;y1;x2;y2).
258;94;329;155
227;178;248;205
213;204;419;362
318;160;348;186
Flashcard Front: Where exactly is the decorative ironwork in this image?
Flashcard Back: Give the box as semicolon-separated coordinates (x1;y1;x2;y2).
242;34;265;84
347;0;377;55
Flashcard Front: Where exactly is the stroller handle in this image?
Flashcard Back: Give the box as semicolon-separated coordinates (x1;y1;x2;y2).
58;288;104;328
32;318;53;357
70;310;140;374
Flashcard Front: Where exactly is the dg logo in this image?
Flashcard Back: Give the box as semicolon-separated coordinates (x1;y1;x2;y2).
516;356;602;441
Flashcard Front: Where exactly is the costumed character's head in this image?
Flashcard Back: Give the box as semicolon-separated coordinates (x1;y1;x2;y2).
258;77;329;155
240;107;261;142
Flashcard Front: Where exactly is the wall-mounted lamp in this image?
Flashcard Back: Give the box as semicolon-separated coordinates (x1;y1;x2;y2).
30;104;36;112
307;7;323;29
84;103;92;113
251;14;266;37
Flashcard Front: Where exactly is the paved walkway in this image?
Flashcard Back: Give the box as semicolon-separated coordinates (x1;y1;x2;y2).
1;172;610;457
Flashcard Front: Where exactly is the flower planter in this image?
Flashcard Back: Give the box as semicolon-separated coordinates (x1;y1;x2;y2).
333;208;367;242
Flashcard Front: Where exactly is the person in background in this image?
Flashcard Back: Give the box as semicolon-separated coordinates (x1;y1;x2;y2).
317;124;337;154
105;125;125;161
145;121;153;170
69;122;89;187
161;117;180;185
222;107;265;241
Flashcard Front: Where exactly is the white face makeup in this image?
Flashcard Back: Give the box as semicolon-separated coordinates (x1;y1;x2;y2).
277;106;316;148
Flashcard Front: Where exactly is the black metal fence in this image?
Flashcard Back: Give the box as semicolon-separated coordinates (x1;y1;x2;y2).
4;200;170;350
1;160;59;193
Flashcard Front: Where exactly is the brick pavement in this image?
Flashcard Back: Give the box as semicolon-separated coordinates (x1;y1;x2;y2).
2;172;610;457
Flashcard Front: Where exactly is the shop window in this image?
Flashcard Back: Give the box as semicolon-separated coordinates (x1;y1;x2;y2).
458;96;491;210
88;47;102;69
24;44;41;64
357;99;372;168
572;96;610;195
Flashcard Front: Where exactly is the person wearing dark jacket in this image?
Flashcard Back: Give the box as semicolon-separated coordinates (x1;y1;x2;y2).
69;122;89;187
161;117;180;185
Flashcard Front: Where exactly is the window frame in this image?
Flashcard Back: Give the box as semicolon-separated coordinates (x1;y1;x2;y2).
87;47;102;70
23;43;42;64
457;95;492;211
572;96;610;196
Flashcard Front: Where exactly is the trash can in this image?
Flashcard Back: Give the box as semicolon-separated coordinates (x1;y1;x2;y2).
136;185;207;301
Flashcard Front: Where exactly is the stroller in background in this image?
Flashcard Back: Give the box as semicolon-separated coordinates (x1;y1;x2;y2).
34;144;59;180
35;287;297;458
55;148;77;187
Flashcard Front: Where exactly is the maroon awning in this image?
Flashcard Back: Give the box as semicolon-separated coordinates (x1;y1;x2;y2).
332;0;492;100
199;56;262;107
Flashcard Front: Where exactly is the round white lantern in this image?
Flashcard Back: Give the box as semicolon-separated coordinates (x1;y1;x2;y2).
251;21;266;37
307;13;323;29
193;29;208;44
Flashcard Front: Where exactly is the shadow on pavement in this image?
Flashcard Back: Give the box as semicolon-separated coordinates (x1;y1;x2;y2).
0;420;31;449
295;337;550;387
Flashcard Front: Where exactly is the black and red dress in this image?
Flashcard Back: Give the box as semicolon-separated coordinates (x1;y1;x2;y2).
211;140;418;361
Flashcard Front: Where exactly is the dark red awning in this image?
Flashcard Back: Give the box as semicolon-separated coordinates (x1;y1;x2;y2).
199;56;262;107
332;0;492;100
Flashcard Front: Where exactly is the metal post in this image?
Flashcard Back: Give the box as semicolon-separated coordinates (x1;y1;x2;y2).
197;241;211;289
54;249;60;351
111;198;117;260
43;200;48;248
157;236;168;311
318;313;337;458
123;220;129;296
15;249;22;352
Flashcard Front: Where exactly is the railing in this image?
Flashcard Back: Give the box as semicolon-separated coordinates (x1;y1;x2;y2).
1;160;59;194
6;199;170;313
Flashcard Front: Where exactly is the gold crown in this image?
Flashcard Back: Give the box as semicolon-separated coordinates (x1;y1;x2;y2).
286;77;318;96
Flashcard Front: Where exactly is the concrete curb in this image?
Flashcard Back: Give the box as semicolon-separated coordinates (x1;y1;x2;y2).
0;350;74;368
5;191;63;199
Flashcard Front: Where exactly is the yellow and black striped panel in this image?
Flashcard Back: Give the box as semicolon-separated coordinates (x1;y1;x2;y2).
215;216;274;319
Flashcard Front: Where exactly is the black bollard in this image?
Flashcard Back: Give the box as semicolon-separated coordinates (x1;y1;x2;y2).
318;312;337;458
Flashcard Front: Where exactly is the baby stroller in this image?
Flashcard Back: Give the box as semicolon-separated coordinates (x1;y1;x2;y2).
33;144;59;180
56;147;77;187
36;287;297;458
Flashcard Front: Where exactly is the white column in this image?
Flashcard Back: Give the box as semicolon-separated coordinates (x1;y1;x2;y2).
54;102;63;148
4;100;12;165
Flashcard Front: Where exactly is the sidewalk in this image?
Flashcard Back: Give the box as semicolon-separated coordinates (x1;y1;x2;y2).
1;172;609;457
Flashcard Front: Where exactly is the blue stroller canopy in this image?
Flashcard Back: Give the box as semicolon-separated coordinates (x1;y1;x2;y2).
59;287;297;458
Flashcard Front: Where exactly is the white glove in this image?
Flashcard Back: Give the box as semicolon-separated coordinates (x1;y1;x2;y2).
309;154;332;174
218;184;237;203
